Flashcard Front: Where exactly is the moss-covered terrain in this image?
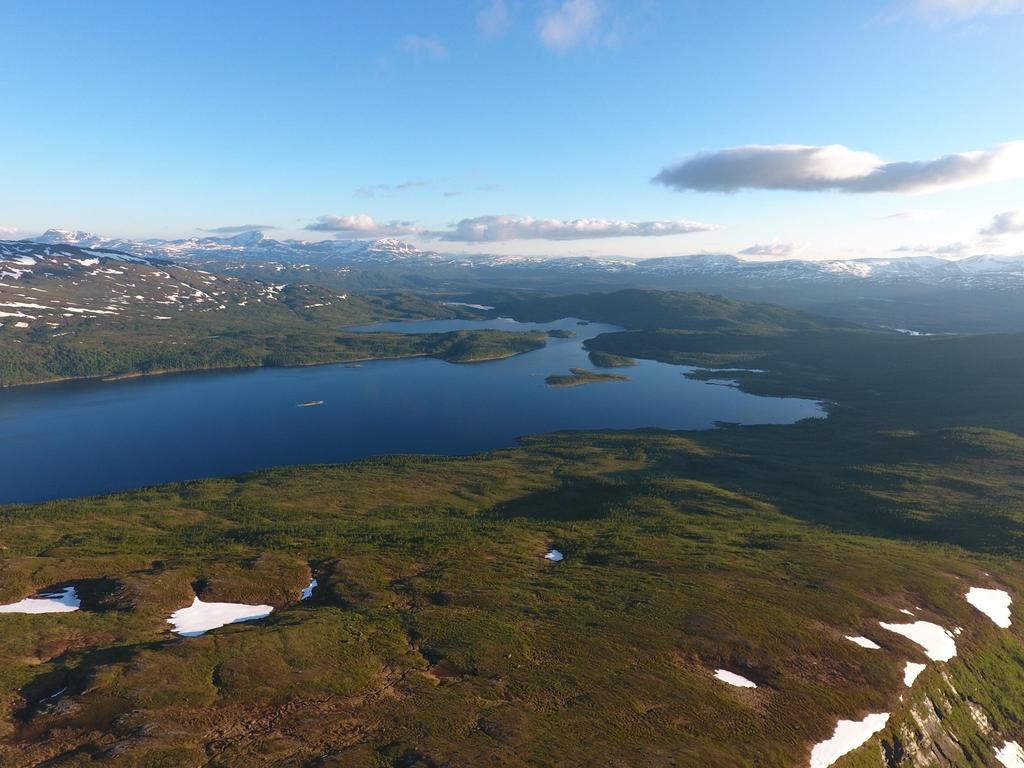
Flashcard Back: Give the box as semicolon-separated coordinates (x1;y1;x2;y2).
497;288;853;333
587;349;636;368
3;288;1024;766
0;284;546;386
4;426;1024;767
0;245;547;386
545;367;631;387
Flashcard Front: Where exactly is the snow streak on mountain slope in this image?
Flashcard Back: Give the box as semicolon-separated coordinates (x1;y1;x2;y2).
24;229;1024;289
0;240;341;330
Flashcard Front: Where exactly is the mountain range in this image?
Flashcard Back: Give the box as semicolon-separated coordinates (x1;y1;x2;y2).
24;228;1024;289
0;238;342;330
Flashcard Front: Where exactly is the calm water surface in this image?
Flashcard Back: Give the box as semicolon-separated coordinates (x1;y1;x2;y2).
0;318;823;502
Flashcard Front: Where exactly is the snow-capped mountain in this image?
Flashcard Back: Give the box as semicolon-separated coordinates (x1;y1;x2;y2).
30;230;457;266
1;239;154;276
21;229;1024;289
0;239;341;331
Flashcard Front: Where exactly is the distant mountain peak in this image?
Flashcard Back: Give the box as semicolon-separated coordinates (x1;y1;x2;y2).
365;238;428;257
35;228;101;245
13;228;1024;289
221;230;269;246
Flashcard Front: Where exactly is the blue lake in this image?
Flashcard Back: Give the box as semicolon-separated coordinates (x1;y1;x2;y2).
0;318;823;503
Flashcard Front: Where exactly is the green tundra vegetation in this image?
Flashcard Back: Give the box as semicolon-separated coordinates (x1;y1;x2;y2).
3;289;1024;767
0;288;545;386
497;288;853;333
585;321;1024;432
545;367;631;387
587;349;636;368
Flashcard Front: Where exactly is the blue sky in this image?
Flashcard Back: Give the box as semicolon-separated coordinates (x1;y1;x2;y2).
2;0;1023;259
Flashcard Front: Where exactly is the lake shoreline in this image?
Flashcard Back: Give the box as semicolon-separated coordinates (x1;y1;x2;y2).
0;348;538;390
0;316;825;504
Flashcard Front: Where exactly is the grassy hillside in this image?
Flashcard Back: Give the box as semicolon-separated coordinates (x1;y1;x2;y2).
587;349;636;368
210;262;1024;334
3;288;1024;766
0;312;547;386
545;367;630;387
497;288;854;333
587;328;1024;432
3;427;1024;767
0;244;542;385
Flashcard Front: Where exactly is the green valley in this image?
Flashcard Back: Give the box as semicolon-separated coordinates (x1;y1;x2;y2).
3;289;1024;766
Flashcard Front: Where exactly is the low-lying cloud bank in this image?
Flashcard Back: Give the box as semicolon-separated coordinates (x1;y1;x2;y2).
437;215;717;241
305;214;422;238
654;141;1024;194
199;224;277;234
739;241;807;257
305;213;718;241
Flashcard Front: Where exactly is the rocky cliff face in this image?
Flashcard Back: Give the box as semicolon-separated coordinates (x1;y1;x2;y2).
850;640;1024;768
882;675;977;766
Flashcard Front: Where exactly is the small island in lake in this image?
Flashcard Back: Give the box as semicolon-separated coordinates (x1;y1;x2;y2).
547;328;577;339
587;350;636;368
545;367;630;388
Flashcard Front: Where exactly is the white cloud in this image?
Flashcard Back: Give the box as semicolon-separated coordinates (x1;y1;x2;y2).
739;242;808;257
477;0;511;37
355;180;429;198
304;213;717;242
980;209;1024;236
892;241;973;256
198;224;277;233
654;141;1024;194
305;214;422;237
883;208;943;222
399;34;447;59
437;214;717;241
909;0;1024;20
538;0;606;51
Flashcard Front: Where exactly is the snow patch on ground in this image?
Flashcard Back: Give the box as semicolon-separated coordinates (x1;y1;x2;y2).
63;306;119;315
966;587;1012;628
168;596;274;636
0;586;80;614
443;301;496;310
995;741;1024;768
879;621;957;662
301;578;318;600
845;635;881;649
713;669;757;688
904;662;927;686
810;713;890;768
0;301;50;309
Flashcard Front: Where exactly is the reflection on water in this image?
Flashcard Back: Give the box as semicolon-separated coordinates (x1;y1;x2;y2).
0;318;822;502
